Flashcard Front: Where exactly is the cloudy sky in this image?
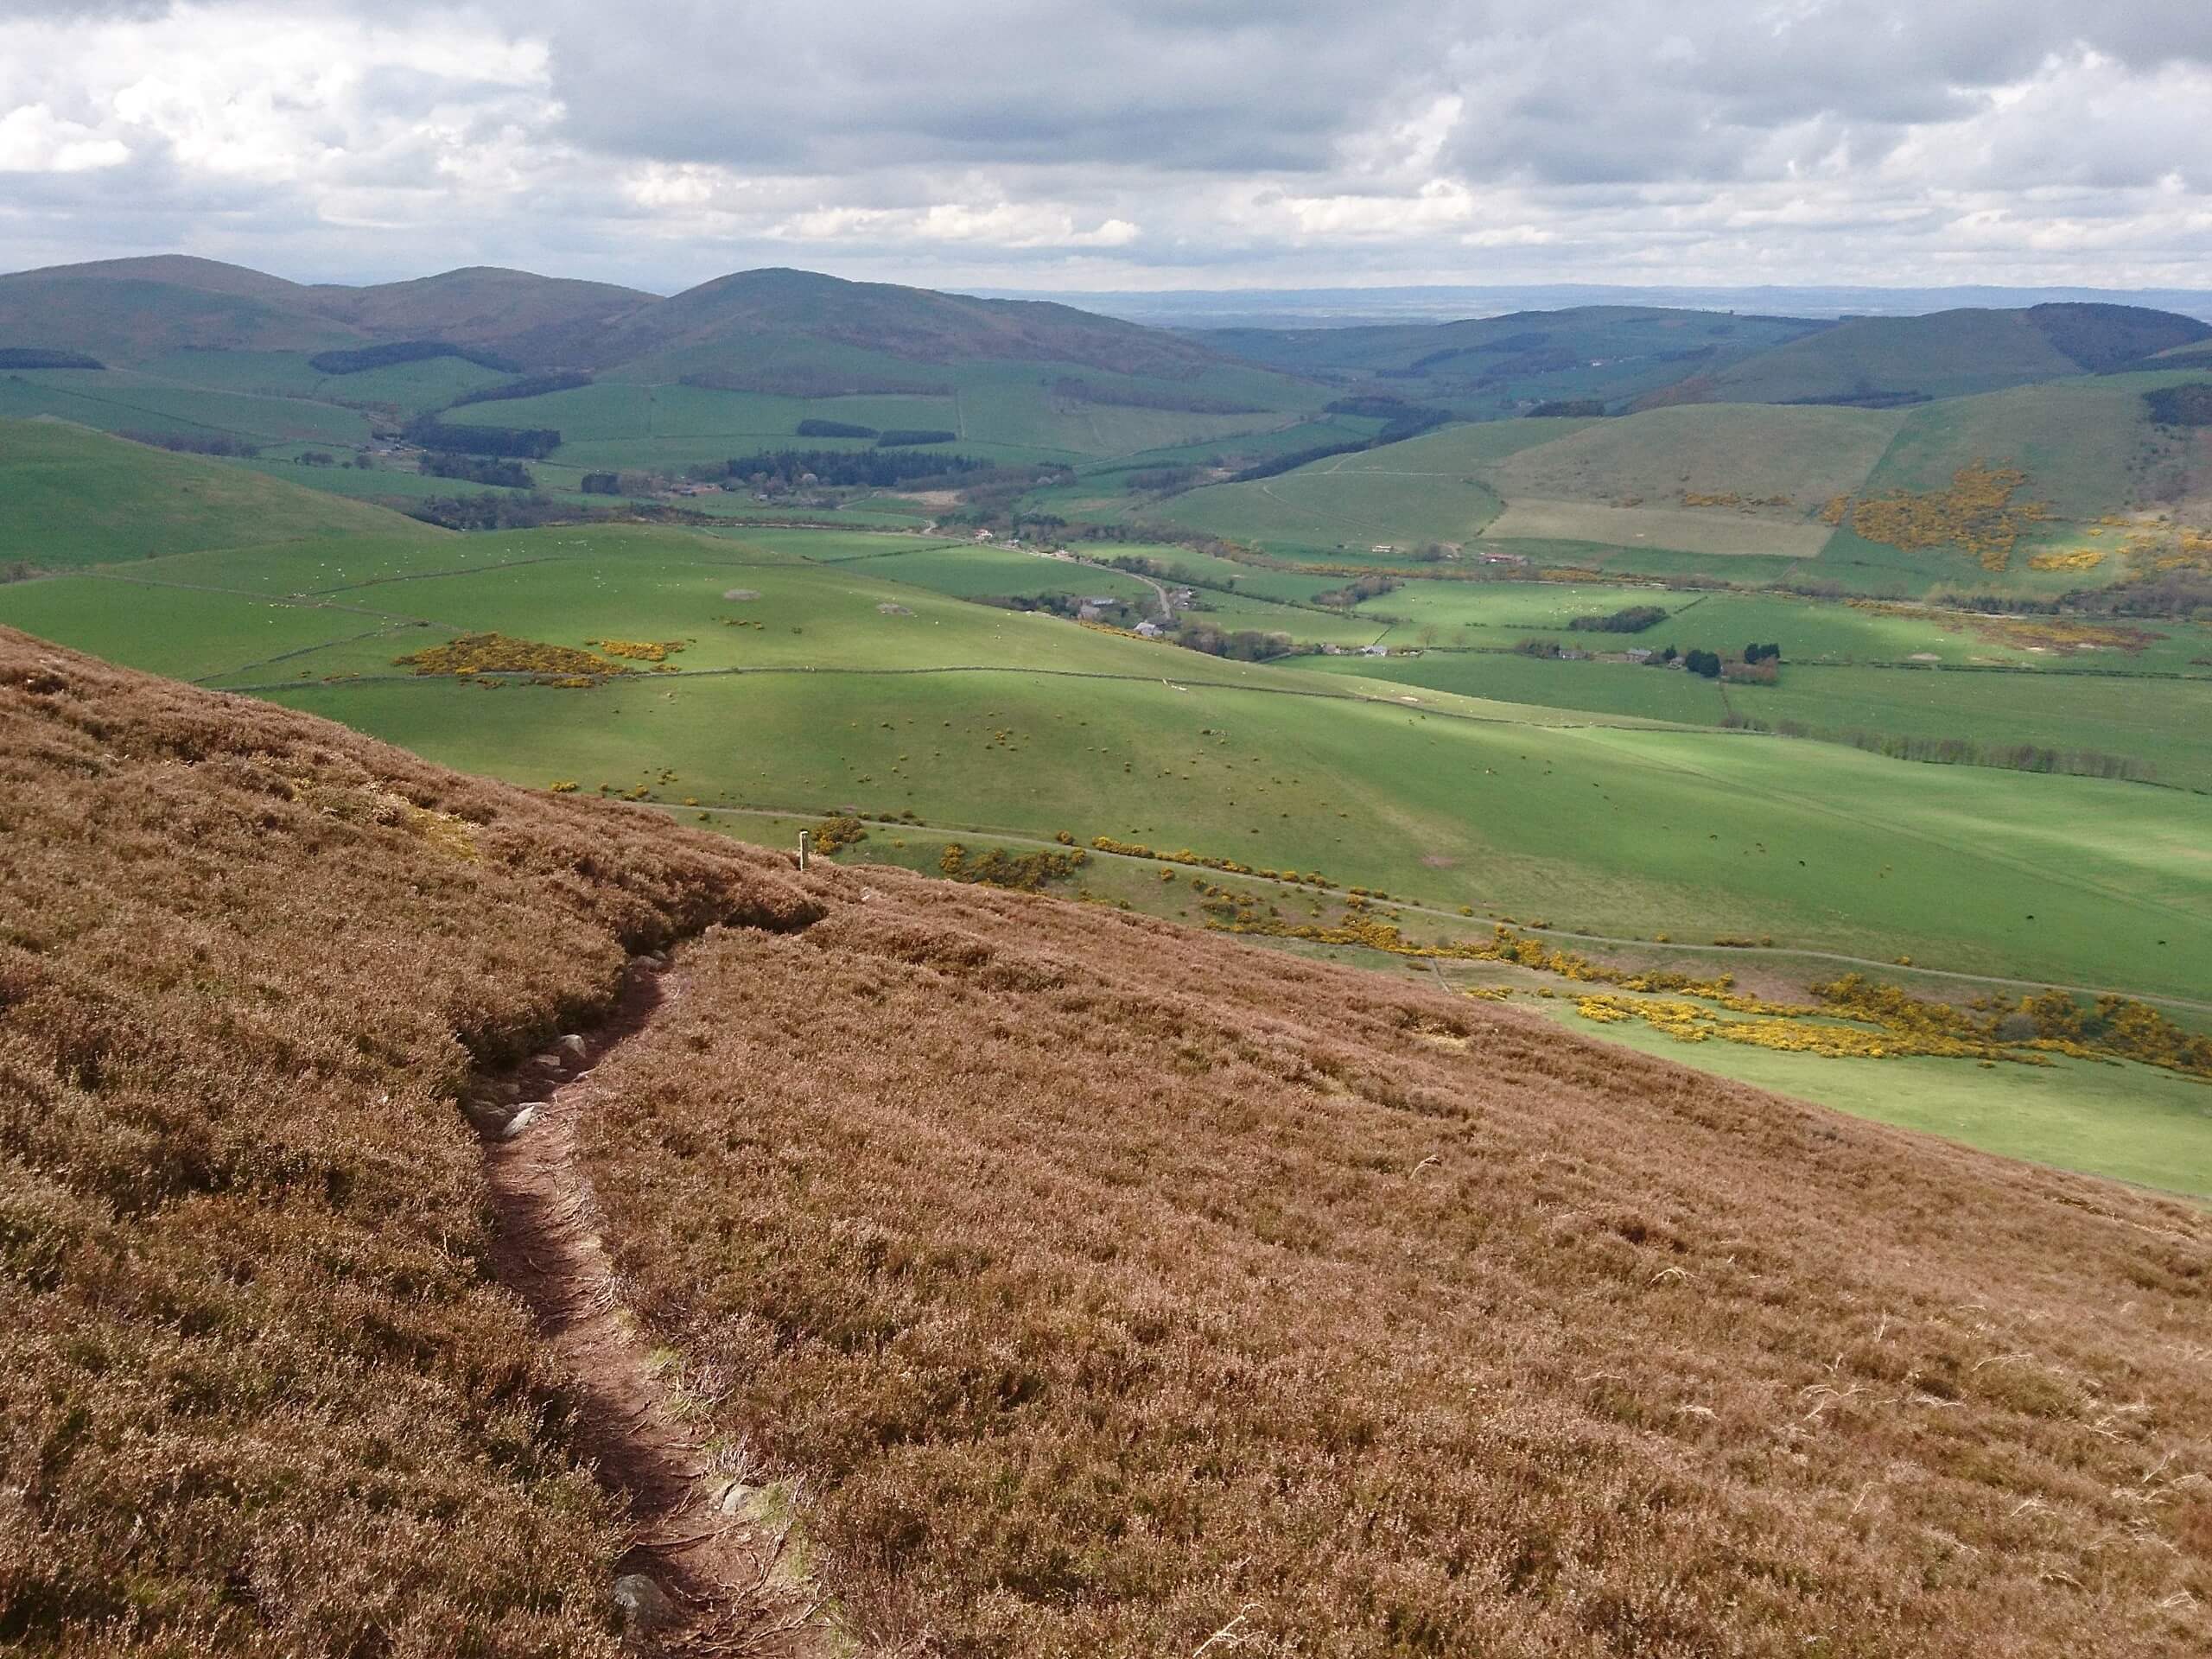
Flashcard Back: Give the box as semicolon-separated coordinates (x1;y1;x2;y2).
2;0;2209;293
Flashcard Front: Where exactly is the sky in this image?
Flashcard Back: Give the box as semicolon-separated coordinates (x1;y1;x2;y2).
3;0;2209;295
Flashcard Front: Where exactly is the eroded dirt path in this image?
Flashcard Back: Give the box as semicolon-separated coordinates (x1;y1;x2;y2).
477;950;828;1655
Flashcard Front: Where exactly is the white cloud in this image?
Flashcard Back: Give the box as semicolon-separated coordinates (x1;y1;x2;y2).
0;101;128;171
0;0;2209;290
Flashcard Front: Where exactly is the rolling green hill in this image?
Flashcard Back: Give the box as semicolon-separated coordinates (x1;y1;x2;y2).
1681;302;2210;407
1202;306;1826;417
0;257;1326;474
308;266;655;365
0;418;442;569
0;266;362;363
588;266;1225;378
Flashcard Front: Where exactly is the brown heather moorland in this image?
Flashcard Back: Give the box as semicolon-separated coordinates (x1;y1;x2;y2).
1;626;2209;1656
582;890;2212;1658
0;628;821;1655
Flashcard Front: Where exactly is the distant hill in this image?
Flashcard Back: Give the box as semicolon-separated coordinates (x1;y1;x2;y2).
1202;306;1828;416
0;418;442;569
0;261;364;361
584;266;1230;381
305;266;658;366
0;257;1249;382
1676;302;2212;407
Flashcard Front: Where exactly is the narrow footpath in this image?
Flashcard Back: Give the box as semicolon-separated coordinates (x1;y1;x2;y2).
474;950;831;1656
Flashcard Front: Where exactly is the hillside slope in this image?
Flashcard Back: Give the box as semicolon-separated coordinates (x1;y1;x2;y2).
587;266;1225;378
3;627;2204;1656
0;627;823;1655
0;263;362;362
1688;302;2211;406
0;418;443;568
307;266;657;365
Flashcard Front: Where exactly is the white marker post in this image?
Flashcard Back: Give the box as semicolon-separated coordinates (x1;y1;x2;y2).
798;830;810;872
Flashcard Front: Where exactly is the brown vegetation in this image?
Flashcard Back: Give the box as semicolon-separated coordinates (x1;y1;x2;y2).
0;628;817;1655
578;884;2212;1658
4;628;2209;1658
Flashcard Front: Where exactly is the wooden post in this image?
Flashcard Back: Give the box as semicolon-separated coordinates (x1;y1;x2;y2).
798;830;810;872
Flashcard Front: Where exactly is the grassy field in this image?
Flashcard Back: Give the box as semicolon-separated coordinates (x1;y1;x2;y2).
1700;308;2083;403
7;518;2204;1004
0;418;442;568
0;367;373;447
1535;987;2212;1197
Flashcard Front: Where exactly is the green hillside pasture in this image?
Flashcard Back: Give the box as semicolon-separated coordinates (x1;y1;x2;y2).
1153;416;1601;554
1856;378;2167;520
239;630;2211;1001
0;274;359;363
940;364;1301;461
310;356;517;414
137;348;515;414
1813;378;2182;593
0;420;439;568
135;349;328;397
435;379;1101;473
1110;545;1351;605
1346;583;2147;665
1740;665;2212;792
680;493;939;528
1157;456;1508;555
825;542;1387;645
1488;404;1897;505
237;456;537;505
1480;499;1830;558
1301;648;1730;723
187;543;1189;687
1466;404;1897;559
824;542;1161;601
711;528;960;563
1537;993;2212;1199
0;369;372;447
0;574;429;684
1181;599;1387;649
1701;309;2080;404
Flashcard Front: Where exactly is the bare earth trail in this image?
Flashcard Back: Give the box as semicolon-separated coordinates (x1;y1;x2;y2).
477;950;831;1656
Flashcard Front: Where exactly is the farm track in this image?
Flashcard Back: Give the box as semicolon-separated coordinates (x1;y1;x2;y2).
651;800;2212;1018
479;950;832;1656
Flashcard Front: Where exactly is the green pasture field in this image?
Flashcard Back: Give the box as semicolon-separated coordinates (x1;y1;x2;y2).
1065;543;1349;606
1154;454;1505;552
0;369;372;447
7;515;2206;1002
0;574;425;684
1740;665;2212;792
1302;648;1732;723
938;363;1305;460
1853;378;2169;524
1488;402;1899;508
1338;582;2209;666
1701;308;2082;404
1539;991;2212;1199
1148;417;1591;554
114;536;2189;1005
0;419;440;568
134;347;516;415
447;362;1310;474
821;542;1160;602
236;456;539;505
